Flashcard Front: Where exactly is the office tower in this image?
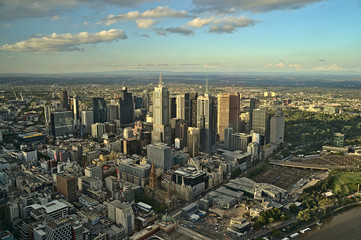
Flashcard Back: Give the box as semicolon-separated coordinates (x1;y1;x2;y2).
217;93;240;142
187;127;200;157
179;121;188;146
177;93;198;126
119;87;134;125
59;89;69;110
188;93;198;127
151;73;171;145
147;143;172;170
252;108;269;145
249;98;259;131
224;127;233;150
81;110;94;134
106;201;134;235
85;165;102;180
50;111;74;138
56;173;77;202
91;122;105;138
231;133;252;152
142;90;150;113
169;96;177;119
93;97;107;123
270;110;285;145
176;94;185;120
334;133;345;147
45;220;72;240
108;105;119;122
197;81;217;151
73;95;80;125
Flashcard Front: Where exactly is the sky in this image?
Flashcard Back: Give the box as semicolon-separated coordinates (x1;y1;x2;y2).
0;0;360;74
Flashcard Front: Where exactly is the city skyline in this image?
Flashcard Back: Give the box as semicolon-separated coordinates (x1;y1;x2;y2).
0;0;360;74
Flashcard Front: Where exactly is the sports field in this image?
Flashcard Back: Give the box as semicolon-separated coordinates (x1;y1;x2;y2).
330;172;361;195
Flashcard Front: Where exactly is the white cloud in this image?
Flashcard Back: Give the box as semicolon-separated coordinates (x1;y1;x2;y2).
165;26;194;36
193;0;323;13
102;6;190;26
0;29;127;52
51;15;59;21
0;0;154;20
204;63;221;69
136;18;156;29
208;15;258;33
266;62;303;69
314;64;341;71
187;17;214;28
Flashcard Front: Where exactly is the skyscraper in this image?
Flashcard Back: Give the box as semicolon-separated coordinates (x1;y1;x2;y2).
59;89;69;110
197;80;217;151
169;96;177;119
119;87;134;125
176;94;185;120
81;110;94;134
217;93;240;142
73;95;80;125
151;73;171;145
50;111;74;138
56;173;77;202
93;97;107;123
147;143;172;170
249;98;259;131
252;108;269;145
177;93;198;126
187;127;200;157
270;110;285;145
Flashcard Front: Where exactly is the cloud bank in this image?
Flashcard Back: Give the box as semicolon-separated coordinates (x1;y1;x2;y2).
0;29;127;52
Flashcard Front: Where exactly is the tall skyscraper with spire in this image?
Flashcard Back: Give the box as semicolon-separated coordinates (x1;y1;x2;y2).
197;78;217;151
151;73;171;145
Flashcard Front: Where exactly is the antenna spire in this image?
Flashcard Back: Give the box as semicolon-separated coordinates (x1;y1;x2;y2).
205;77;209;95
158;72;164;86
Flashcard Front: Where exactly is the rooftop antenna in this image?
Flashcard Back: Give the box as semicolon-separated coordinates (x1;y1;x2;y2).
159;72;164;86
205;76;209;95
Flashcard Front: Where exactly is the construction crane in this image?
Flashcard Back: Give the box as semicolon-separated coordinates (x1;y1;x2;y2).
187;152;200;173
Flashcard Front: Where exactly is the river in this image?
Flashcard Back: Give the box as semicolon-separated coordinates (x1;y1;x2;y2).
298;206;361;240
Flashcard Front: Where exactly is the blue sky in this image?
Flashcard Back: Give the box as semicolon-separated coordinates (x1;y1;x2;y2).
0;0;360;73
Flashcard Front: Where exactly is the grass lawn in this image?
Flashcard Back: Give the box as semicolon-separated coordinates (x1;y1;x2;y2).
330;172;361;195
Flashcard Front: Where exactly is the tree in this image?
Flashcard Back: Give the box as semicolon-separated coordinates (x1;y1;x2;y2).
318;198;334;214
289;203;299;214
297;208;314;222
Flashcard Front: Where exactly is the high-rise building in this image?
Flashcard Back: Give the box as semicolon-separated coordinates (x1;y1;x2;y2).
81;110;94;134
151;73;171;145
45;220;72;240
85;165;102;180
56;174;77;202
270;110;285;145
176;94;185;120
187;127;200;157
147;143;172;170
197;83;217;151
224;127;233;150
93;97;107;123
252;108;269;145
142;90;150;113
108;105;119;122
106;201;134;235
91;122;105;139
249;98;259;131
50;111;74;138
119;87;134;125
59;89;69;110
73;95;80;125
169;96;177;119
217;93;240;142
334;133;345;147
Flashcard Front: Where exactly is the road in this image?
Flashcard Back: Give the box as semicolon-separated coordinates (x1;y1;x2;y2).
177;226;214;240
